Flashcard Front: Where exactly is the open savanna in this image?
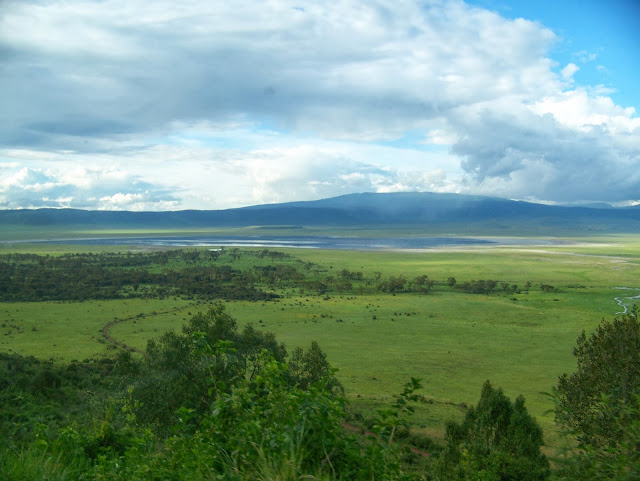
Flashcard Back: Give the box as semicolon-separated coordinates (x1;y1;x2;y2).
2;235;639;448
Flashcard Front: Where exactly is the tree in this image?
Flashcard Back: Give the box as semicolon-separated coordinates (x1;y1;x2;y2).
437;380;549;480
553;395;640;481
555;306;640;449
412;275;435;294
126;304;288;431
288;341;343;394
335;278;353;293
388;275;407;293
540;284;555;293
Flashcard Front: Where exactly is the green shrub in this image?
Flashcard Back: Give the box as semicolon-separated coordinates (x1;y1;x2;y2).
556;306;640;449
436;380;550;480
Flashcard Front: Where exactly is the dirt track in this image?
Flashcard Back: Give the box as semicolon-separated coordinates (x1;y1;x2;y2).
101;309;432;457
101;306;189;356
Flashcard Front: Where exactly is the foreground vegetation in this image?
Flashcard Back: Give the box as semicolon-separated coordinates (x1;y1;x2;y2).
1;304;638;479
1;237;639;478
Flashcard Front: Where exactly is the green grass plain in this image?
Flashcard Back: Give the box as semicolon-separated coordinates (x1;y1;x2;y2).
2;233;640;448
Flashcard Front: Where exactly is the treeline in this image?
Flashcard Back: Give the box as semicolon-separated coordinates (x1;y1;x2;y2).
1;306;639;479
0;249;558;302
0;262;278;302
0;250;290;302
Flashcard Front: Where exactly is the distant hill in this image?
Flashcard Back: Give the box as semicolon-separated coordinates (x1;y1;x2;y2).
1;192;640;235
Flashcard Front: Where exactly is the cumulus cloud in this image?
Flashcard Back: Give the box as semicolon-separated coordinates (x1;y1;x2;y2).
0;165;178;210
0;0;638;208
232;145;456;205
0;140;461;209
450;90;640;202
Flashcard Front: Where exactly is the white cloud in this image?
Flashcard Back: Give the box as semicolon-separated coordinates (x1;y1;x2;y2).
0;162;21;169
0;163;178;210
98;192;179;211
0;0;638;208
561;62;579;80
424;129;459;145
451;92;640;202
0;0;560;142
530;89;640;134
574;50;598;64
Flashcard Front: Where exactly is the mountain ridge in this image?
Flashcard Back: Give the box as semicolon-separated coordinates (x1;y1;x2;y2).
1;192;639;234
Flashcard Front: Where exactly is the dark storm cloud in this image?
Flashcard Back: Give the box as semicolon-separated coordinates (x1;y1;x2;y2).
451;100;640;202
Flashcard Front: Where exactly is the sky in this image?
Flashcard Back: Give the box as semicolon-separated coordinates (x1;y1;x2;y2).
1;0;639;211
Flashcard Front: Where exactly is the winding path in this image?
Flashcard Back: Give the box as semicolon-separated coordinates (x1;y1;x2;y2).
103;306;435;458
102;306;191;356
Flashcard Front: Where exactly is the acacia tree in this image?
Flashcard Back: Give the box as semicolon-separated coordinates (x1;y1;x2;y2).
556;306;640;449
412;275;435;294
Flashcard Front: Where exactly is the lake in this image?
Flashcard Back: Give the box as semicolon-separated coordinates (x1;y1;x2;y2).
28;235;566;251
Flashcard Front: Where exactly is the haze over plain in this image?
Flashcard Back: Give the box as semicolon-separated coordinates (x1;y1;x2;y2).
1;0;638;211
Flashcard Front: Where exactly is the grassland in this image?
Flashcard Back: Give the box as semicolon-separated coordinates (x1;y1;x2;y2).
2;234;639;448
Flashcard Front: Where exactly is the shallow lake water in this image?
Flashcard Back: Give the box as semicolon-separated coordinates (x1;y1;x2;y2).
28;235;565;251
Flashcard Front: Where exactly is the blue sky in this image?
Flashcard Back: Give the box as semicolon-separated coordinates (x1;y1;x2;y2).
1;0;638;210
470;0;640;109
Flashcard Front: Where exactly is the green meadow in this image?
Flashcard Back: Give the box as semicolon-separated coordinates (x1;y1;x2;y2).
2;234;640;448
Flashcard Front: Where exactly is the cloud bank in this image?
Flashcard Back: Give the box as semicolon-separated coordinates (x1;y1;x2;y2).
0;0;638;209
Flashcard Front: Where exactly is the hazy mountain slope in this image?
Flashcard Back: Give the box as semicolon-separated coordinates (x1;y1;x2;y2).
1;192;639;234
